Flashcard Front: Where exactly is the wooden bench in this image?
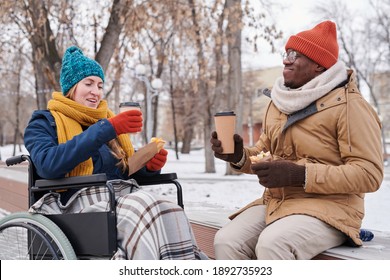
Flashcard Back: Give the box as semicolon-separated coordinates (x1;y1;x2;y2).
188;210;390;260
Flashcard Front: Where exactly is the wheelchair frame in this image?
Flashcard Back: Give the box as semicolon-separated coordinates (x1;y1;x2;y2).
0;154;184;260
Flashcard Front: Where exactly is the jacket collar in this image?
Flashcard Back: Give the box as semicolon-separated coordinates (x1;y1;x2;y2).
281;70;355;132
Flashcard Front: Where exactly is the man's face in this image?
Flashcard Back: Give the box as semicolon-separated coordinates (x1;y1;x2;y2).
282;49;323;89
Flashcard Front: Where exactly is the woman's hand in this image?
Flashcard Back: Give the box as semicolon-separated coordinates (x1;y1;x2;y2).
108;110;143;135
146;148;168;171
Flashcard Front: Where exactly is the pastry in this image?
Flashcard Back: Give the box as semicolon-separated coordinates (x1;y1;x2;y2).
250;151;271;163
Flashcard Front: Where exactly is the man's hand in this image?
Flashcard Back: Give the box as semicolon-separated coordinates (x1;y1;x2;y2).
210;131;243;163
251;160;305;188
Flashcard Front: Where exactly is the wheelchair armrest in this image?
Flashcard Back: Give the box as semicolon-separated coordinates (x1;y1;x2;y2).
31;174;116;212
34;173;108;188
132;173;178;186
132;173;184;208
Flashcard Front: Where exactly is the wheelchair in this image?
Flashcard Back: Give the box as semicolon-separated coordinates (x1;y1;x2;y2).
0;154;184;260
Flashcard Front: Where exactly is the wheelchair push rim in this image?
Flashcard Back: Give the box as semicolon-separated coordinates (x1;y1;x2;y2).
0;212;77;260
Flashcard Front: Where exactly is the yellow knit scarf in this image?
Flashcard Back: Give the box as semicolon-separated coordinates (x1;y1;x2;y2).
48;92;134;177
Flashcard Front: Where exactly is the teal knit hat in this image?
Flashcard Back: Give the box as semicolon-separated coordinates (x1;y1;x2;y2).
60;46;105;94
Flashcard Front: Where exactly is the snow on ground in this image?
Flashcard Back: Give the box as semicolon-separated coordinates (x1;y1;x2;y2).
159;149;264;212
1;144;389;231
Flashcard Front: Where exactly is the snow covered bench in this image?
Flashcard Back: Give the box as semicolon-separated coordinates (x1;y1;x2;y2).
188;210;390;260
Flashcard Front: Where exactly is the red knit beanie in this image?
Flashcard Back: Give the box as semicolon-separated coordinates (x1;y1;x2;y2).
285;21;339;69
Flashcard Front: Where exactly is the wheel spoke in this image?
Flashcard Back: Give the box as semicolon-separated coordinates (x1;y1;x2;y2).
0;214;76;260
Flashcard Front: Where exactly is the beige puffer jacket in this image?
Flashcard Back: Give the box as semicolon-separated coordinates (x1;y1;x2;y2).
231;70;384;246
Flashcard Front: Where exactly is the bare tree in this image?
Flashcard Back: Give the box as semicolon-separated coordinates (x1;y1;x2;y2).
19;0;62;108
187;0;212;171
0;0;284;172
2;0;133;109
96;0;133;72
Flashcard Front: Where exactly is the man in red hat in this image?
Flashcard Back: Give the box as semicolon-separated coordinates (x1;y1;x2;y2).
211;21;384;259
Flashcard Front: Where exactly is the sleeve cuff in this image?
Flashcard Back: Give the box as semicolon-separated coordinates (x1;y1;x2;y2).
231;152;246;168
303;166;308;190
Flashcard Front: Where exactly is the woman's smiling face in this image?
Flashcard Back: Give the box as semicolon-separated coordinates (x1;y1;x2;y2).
73;76;104;108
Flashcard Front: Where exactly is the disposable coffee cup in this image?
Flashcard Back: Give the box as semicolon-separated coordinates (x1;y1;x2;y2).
214;111;236;154
119;102;141;113
119;102;141;134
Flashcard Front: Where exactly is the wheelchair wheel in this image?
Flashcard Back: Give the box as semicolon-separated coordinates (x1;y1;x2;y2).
0;212;77;260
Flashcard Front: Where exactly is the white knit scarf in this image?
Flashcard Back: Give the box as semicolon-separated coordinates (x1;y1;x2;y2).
271;61;348;114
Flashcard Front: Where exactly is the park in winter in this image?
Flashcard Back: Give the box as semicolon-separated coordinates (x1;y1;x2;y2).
0;1;389;277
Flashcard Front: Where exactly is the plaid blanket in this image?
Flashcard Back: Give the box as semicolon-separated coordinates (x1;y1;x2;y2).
29;179;207;260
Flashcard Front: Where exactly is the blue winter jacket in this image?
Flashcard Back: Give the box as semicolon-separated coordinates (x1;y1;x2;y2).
24;110;154;181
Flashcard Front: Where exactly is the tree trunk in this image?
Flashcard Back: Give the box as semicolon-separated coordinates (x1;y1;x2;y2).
113;65;122;114
95;0;130;71
203;113;215;173
225;0;243;175
214;0;226;103
181;128;193;154
13;53;22;156
27;0;62;109
169;59;180;159
188;0;215;173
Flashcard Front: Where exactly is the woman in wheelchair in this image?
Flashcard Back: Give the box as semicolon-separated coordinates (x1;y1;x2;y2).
23;46;206;260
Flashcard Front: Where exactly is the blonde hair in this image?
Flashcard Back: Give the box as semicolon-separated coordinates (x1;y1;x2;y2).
64;85;129;173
